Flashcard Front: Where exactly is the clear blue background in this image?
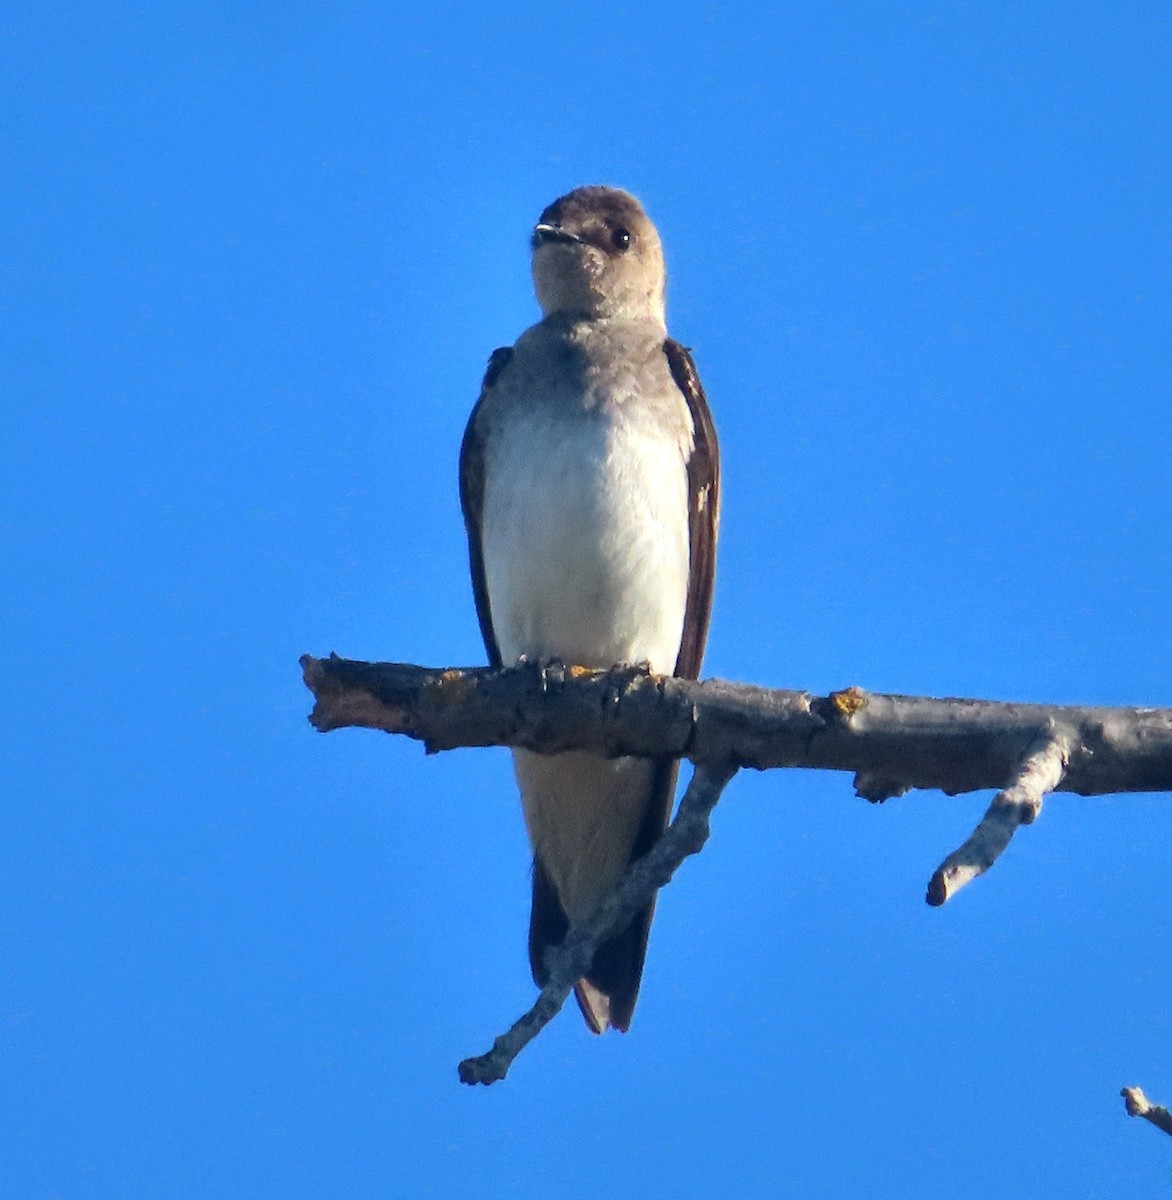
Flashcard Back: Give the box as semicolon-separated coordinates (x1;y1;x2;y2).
3;3;1170;1196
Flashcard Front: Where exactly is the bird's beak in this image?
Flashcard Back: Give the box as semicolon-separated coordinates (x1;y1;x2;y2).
531;223;582;249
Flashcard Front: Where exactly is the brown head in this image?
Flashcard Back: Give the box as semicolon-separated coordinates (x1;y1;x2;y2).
530;186;666;326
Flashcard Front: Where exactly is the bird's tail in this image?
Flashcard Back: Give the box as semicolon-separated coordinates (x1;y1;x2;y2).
527;759;679;1033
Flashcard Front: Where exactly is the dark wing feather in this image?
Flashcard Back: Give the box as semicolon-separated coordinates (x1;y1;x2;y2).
458;347;512;668
664;339;720;681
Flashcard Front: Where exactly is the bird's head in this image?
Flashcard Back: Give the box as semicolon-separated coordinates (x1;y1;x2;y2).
530;186;666;326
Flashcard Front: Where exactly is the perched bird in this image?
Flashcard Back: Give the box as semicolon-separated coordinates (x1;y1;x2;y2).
459;186;719;1033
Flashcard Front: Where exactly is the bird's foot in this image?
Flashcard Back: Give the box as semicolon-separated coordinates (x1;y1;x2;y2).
516;657;653;687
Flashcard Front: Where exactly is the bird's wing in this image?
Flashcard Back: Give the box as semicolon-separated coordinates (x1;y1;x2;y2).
664;339;720;681
458;347;512;669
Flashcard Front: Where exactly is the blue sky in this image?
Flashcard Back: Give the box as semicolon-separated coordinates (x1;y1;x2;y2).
3;2;1171;1196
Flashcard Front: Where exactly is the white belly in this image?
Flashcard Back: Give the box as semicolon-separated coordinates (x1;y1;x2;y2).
480;409;690;674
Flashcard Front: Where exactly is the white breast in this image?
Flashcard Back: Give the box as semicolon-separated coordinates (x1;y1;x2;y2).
480;405;690;675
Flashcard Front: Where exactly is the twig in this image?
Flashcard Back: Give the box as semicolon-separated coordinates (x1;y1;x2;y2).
926;731;1070;905
1121;1086;1172;1138
457;762;738;1085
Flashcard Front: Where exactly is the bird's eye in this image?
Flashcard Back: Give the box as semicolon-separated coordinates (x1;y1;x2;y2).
611;227;632;251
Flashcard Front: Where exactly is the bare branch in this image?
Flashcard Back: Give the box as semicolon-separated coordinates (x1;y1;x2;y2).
302;655;1172;1073
301;656;1172;799
458;762;738;1085
1122;1086;1172;1138
926;731;1070;905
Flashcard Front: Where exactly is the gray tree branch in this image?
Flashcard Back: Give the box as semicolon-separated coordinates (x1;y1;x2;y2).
301;655;1172;800
1122;1087;1172;1138
301;654;1172;1081
926;730;1069;905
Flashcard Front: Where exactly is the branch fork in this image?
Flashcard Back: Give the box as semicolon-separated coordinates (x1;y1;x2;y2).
926;729;1072;905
